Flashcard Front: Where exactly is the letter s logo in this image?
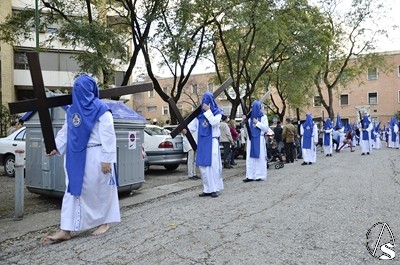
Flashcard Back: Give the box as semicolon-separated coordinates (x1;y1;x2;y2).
380;243;395;260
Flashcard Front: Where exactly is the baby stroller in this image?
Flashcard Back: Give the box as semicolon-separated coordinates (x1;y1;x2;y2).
267;140;285;170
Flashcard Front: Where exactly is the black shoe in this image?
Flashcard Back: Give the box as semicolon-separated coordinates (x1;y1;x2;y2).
367;152;370;155
329;154;332;157
211;192;219;198
255;179;262;181
199;192;212;197
326;154;329;157
230;162;237;165
308;162;312;165
224;163;233;169
301;162;307;165
189;176;200;180
361;153;365;155
243;178;254;182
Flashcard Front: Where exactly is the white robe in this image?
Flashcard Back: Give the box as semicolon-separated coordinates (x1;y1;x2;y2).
56;112;120;231
322;129;333;155
360;123;373;154
188;111;223;193
245;115;268;180
301;124;318;163
373;132;381;149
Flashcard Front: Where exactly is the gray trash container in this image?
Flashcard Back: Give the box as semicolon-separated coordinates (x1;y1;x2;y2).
24;100;146;198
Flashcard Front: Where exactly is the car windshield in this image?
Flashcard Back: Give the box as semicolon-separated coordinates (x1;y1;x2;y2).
145;127;170;136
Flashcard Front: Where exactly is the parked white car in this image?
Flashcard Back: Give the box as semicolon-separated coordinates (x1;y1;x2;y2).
0;127;26;177
143;124;186;171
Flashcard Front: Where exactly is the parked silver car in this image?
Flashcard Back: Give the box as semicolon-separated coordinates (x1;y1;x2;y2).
0;127;26;177
143;124;186;170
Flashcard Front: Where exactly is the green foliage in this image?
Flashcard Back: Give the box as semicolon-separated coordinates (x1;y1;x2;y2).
0;105;18;137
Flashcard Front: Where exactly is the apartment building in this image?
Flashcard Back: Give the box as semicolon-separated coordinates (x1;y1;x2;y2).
131;51;400;126
0;0;127;105
307;51;400;126
125;72;241;124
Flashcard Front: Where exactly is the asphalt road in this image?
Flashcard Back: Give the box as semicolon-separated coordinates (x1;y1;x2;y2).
1;147;399;264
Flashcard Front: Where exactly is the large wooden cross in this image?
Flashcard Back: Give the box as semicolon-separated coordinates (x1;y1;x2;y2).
8;52;153;154
169;77;233;151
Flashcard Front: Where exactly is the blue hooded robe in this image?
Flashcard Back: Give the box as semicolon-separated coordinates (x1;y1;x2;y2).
302;114;314;149
249;100;264;158
196;92;223;167
323;118;333;146
66;75;110;196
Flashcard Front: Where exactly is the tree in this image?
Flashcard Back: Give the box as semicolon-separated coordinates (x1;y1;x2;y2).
0;0;128;87
312;0;387;120
210;0;329;119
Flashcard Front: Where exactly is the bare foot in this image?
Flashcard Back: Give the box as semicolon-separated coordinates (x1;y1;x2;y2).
42;230;71;244
92;224;110;236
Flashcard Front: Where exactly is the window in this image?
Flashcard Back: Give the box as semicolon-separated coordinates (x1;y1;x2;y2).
134;93;143;100
313;96;322;107
367;68;378;80
340;94;349;106
207;83;213;91
14;52;29;70
192;84;198;94
148;90;154;98
163;87;168;93
368;92;378;104
162;106;169;115
147;106;157;112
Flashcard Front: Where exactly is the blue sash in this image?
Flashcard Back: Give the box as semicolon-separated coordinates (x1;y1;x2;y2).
196;116;213;166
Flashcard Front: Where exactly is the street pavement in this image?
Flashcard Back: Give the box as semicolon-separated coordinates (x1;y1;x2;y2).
1;146;400;264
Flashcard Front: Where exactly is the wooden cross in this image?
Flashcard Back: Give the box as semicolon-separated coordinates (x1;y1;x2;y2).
240;98;253;139
169;77;233;151
8;52;153;154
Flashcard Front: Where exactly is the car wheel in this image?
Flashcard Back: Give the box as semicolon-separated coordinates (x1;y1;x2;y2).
144;164;149;174
164;164;179;171
4;155;15;177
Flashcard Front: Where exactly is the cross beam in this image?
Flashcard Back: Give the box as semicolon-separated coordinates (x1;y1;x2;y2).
8;52;153;154
170;77;233;150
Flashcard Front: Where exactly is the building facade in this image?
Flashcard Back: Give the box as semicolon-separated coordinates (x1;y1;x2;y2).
307;51;400;126
0;0;128;105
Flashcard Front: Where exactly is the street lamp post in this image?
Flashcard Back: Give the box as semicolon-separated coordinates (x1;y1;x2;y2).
35;0;39;50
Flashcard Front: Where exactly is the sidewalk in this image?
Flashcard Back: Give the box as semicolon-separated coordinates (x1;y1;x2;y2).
0;160;246;241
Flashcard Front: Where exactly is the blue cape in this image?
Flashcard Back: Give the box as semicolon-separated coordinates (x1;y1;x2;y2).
302;114;314;149
361;115;370;140
66;74;110;196
196;92;223;166
323;118;332;146
249;100;264;158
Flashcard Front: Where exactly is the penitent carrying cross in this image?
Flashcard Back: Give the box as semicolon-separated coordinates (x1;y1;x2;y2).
169;77;233;151
8;52;153;154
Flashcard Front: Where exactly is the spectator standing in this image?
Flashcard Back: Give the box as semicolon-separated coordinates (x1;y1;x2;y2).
182;129;200;180
282;117;296;163
228;119;239;165
220;115;234;169
273;120;283;154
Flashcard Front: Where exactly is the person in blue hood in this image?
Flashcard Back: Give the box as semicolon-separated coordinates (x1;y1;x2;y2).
322;118;333;156
360;114;373;155
243;100;269;182
43;74;120;243
188;92;224;198
300;114;318;165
